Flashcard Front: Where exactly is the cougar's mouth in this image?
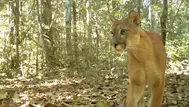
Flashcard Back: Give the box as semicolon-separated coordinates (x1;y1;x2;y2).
113;43;126;52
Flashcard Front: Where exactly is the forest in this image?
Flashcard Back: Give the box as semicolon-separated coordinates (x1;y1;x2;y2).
0;0;188;107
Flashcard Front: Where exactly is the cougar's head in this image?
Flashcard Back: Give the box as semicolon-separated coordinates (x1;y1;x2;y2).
110;11;141;53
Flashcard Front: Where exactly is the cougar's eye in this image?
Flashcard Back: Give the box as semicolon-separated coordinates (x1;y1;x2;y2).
120;29;128;35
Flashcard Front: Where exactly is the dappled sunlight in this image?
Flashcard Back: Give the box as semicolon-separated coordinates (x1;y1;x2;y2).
1;75;86;106
1;66;189;106
0;70;128;106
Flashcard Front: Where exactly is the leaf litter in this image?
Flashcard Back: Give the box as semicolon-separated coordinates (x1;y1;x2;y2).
0;68;189;107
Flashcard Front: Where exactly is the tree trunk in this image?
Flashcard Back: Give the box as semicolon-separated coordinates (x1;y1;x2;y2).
36;0;40;72
65;0;72;56
86;0;92;39
41;0;57;67
72;0;78;65
85;0;92;67
15;0;20;69
148;0;156;31
137;0;141;26
160;0;168;45
36;0;56;67
10;0;20;70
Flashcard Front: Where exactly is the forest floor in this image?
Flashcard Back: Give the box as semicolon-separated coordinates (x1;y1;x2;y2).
0;68;189;107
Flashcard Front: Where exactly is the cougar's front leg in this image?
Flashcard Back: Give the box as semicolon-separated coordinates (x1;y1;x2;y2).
147;73;165;107
126;69;145;107
138;94;145;107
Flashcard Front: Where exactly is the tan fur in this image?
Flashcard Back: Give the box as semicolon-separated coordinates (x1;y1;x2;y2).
110;11;166;107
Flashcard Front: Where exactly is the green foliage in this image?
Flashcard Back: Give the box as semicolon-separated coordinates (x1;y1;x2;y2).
97;101;110;107
0;0;188;79
166;35;189;73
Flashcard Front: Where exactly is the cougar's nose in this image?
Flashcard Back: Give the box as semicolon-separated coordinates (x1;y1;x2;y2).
113;44;118;48
111;38;118;47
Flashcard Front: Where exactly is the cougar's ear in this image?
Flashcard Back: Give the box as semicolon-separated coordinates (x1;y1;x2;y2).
109;15;117;23
128;11;139;26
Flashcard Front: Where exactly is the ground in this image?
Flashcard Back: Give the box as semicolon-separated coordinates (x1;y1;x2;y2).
0;68;189;107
